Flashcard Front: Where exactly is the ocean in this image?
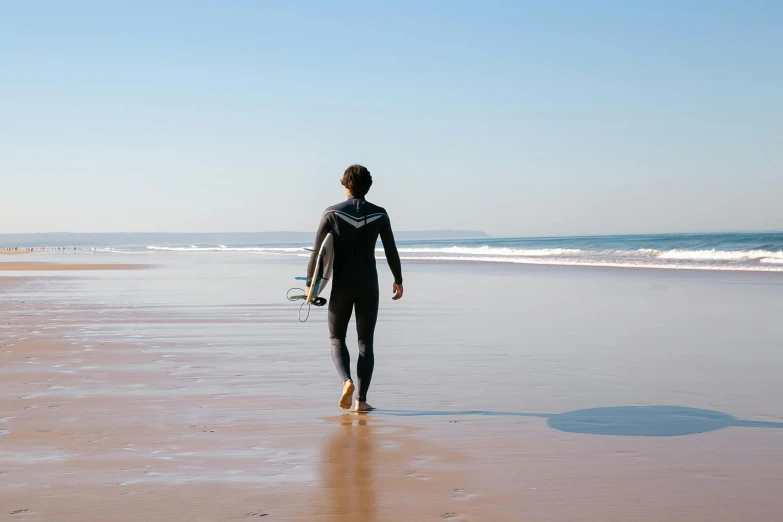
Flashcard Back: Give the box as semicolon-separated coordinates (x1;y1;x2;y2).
39;231;783;272
3;231;783;272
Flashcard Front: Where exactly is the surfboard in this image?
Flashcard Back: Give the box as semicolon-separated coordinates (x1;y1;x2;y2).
296;233;334;306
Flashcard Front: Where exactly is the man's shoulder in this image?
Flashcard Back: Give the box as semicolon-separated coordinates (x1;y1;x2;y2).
322;201;350;215
365;201;389;217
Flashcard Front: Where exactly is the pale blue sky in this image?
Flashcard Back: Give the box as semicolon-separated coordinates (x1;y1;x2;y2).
1;1;781;236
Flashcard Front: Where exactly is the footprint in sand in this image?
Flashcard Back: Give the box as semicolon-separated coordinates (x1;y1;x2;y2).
412;454;436;466
451;489;476;501
404;470;430;481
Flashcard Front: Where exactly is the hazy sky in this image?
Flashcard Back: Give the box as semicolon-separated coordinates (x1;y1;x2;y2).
2;1;781;236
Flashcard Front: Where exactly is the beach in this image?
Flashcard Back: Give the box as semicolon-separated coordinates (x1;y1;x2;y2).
1;252;782;521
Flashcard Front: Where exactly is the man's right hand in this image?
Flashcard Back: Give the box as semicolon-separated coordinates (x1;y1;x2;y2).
392;283;403;300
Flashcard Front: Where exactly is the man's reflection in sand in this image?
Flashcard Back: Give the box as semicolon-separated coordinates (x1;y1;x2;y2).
320;417;377;522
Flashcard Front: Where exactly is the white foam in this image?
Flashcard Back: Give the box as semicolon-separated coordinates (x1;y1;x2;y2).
147;245;305;253
133;242;783;272
397;255;783;272
657;249;783;261
395;246;583;256
91;247;142;254
393;246;783;262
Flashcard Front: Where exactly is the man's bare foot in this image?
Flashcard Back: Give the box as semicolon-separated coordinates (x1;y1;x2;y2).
350;400;374;412
339;379;355;409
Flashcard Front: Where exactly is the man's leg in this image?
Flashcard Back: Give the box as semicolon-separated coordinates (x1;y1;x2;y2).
328;287;355;408
354;284;379;405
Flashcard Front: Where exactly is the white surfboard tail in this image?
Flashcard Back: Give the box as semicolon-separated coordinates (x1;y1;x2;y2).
306;233;335;302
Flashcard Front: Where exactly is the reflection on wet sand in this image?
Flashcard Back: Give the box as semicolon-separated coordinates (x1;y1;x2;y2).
320;417;377;522
314;416;480;521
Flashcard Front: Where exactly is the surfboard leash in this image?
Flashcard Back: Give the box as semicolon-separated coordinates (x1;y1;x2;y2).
286;287;327;322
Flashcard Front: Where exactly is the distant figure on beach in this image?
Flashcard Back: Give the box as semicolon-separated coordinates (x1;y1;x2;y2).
306;164;404;412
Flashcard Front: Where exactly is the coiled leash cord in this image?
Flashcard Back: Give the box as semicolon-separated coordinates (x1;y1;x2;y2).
286;287;326;323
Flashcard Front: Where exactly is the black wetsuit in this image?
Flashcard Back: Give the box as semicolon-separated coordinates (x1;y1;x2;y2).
306;197;403;402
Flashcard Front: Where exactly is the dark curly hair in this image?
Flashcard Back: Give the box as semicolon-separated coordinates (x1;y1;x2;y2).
341;164;373;198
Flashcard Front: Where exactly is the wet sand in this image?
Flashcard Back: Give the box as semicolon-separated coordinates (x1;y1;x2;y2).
1;253;782;521
0;262;146;271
